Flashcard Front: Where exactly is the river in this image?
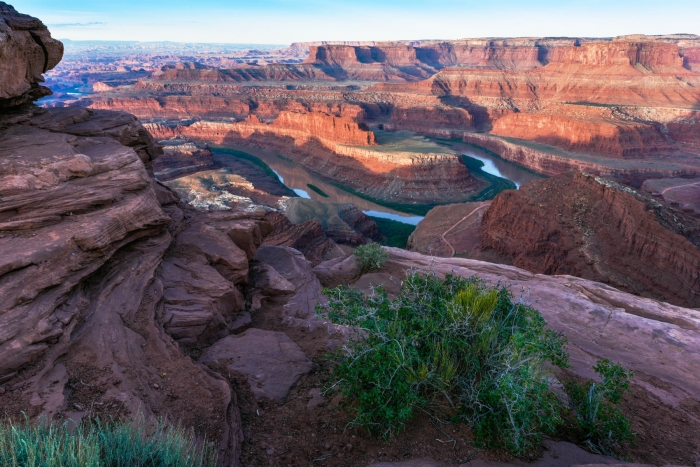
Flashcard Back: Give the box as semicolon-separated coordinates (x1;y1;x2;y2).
218;144;539;225
221;145;426;225
447;142;543;188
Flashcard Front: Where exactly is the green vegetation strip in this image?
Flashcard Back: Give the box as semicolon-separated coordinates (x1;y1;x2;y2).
369;216;416;249
212;147;280;181
319;270;635;457
460;142;547;178
329;182;435;216
0;418;217;467
306;184;329;198
461;155;517;200
211;147;297;197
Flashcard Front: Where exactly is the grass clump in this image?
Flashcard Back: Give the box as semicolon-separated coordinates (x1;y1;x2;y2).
306;183;330;198
0;417;217;467
320;271;569;455
353;243;389;274
565;359;636;456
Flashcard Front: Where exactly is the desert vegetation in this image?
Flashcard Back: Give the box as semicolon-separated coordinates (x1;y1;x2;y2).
0;418;216;467
353;243;390;274
320;271;635;456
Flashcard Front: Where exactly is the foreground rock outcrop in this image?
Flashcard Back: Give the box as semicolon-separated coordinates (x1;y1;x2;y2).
0;3;63;108
0;6;271;464
234;247;700;466
0;102;279;463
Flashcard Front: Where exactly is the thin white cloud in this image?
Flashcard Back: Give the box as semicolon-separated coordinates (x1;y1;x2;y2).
48;22;105;27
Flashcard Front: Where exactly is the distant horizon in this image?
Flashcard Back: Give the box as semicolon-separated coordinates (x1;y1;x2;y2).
54;33;699;49
12;0;700;44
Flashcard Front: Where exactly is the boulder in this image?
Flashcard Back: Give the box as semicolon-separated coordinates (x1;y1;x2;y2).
313;254;360;288
0;2;63;108
159;256;244;346
175;221;249;284
262;211;341;266
253;246;327;323
200;328;312;401
160;211;273;345
250;263;295;295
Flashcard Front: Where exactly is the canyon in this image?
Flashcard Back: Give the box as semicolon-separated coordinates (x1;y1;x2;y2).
145;112;482;206
409;172;700;308
56;34;700;190
1;1;700;466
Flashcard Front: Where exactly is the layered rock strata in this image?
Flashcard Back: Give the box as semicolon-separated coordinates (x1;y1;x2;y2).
0;7;275;464
460;133;700;186
261;211;342;266
0;104;265;465
153;140;218;181
0;3;63;108
147;111;481;204
283;197;380;246
82;35;700;186
480;172;700;307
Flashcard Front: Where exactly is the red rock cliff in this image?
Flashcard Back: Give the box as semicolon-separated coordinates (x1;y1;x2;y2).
481;172;700;307
147;111;482;205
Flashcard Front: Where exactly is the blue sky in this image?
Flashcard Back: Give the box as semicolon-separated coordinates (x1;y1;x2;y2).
11;0;700;44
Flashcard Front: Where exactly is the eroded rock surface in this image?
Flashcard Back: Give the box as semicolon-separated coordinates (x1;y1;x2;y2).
0;2;63;108
201;328;312;401
253;246;328;326
284;197;381;245
481;172;700;308
262;211;343;266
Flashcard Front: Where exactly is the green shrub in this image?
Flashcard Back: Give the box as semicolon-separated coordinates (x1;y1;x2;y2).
354;243;389;274
565;359;636;455
0;416;217;467
320;271;568;455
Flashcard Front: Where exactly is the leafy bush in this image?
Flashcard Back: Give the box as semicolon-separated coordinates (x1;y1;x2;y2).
565;359;636;455
0;417;217;467
354;243;389;274
320;271;568;455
